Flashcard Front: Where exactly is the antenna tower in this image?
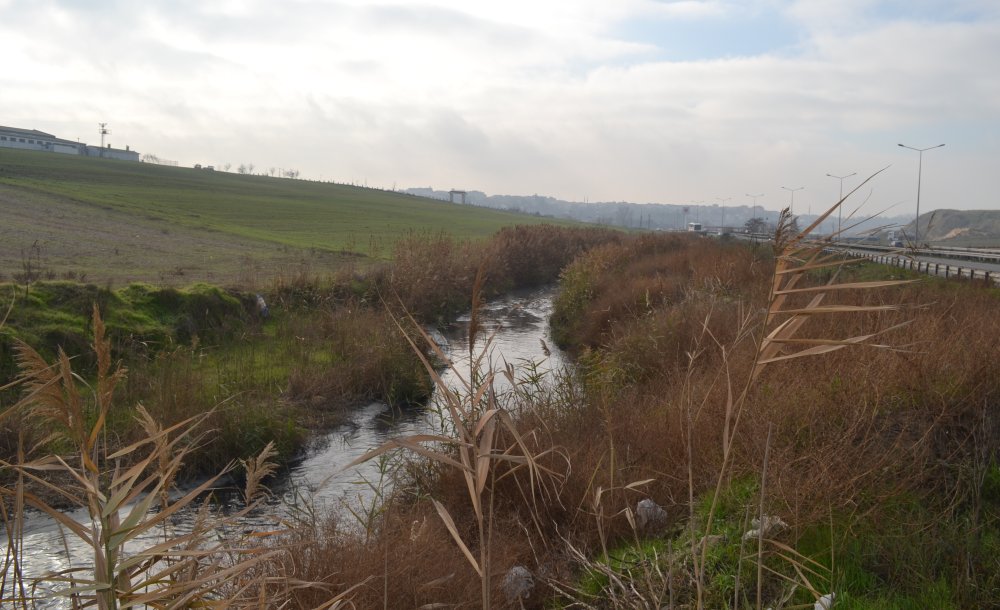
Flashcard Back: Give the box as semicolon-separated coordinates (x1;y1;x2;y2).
98;123;111;157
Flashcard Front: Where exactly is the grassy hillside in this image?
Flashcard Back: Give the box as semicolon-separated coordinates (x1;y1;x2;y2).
0;148;575;284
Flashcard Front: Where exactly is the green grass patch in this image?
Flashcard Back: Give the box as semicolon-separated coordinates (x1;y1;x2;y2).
0;280;247;381
0;148;580;284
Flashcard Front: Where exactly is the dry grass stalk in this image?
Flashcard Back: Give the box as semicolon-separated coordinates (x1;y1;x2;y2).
0;435;28;609
0;292;31;609
692;169;916;609
756;424;772;610
0;305;298;609
242;440;279;504
344;293;566;609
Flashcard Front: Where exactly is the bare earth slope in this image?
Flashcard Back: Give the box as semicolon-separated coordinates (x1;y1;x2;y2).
902;208;1000;247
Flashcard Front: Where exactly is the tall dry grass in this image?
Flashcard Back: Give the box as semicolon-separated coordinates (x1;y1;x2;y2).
385;226;620;322
540;193;999;607
1;226;617;483
7;215;995;606
0;224;623;608
277;194;1000;607
339;269;567;609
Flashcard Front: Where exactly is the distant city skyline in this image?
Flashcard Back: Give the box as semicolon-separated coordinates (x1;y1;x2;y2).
2;0;998;215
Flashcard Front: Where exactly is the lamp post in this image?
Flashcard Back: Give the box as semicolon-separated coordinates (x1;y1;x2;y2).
746;193;763;222
717;197;731;233
781;186;804;215
898;143;945;244
826;172;856;239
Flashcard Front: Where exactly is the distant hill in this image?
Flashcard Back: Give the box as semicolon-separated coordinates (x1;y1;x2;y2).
404;187;779;231
899;209;1000;247
404;187;912;236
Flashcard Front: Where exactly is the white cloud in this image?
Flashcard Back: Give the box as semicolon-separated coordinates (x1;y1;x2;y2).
645;0;729;19
1;0;998;212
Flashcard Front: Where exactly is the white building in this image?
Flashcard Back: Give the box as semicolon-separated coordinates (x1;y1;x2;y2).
0;125;139;161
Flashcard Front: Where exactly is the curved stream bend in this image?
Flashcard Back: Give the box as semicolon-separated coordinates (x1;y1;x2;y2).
14;286;569;599
280;285;569;509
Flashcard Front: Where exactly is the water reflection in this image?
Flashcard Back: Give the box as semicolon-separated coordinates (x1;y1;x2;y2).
279;285;568;509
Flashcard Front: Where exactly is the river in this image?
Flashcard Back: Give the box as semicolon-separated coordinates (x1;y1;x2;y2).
8;285;568;605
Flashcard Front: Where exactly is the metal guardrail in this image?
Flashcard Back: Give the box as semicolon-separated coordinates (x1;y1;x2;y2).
836;242;1000;264
848;251;1000;287
729;233;999;286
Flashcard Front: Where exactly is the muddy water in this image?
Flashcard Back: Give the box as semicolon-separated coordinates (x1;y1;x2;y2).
11;286;568;603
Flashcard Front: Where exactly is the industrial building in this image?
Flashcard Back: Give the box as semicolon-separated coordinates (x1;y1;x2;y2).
0;125;139;161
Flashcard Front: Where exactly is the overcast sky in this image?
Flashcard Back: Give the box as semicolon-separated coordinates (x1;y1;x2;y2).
2;0;998;215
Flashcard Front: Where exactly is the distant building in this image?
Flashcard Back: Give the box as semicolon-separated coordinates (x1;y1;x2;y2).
0;125;139;161
0;125;83;154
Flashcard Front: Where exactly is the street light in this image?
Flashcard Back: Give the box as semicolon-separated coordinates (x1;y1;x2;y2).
717;197;731;232
826;172;856;238
746;193;763;222
692;200;704;224
898;143;945;244
781;186;804;215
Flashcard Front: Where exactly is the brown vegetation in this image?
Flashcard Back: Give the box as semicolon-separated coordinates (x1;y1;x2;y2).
0;225;621;479
276;221;1000;607
5;213;999;607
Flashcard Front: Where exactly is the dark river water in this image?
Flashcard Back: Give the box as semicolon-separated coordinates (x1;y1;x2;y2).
10;286;568;604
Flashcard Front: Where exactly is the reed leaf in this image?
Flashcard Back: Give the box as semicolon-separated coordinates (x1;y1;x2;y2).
341;436;471;474
773;279;918;295
343;289;569;608
432;499;482;577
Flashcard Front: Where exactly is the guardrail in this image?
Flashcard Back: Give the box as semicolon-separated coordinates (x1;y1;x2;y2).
730;233;1000;286
837;242;1000;264
848;251;1000;286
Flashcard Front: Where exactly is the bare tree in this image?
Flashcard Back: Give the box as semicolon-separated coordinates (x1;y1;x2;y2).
744;218;769;234
614;205;635;227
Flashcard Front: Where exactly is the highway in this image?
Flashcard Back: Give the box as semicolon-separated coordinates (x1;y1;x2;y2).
842;248;1000;286
729;232;1000;286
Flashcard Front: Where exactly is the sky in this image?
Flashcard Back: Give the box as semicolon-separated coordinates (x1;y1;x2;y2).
2;0;999;216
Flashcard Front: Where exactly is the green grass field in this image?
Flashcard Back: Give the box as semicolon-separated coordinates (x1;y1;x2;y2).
0;148;575;285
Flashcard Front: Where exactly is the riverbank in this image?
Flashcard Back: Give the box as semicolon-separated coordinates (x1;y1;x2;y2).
1;225;620;492
10;285;570;594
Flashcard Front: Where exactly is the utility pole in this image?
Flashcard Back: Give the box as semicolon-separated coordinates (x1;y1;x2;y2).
826;172;856;239
898;143;945;244
717;197;731;233
781;186;804;215
746;193;764;228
